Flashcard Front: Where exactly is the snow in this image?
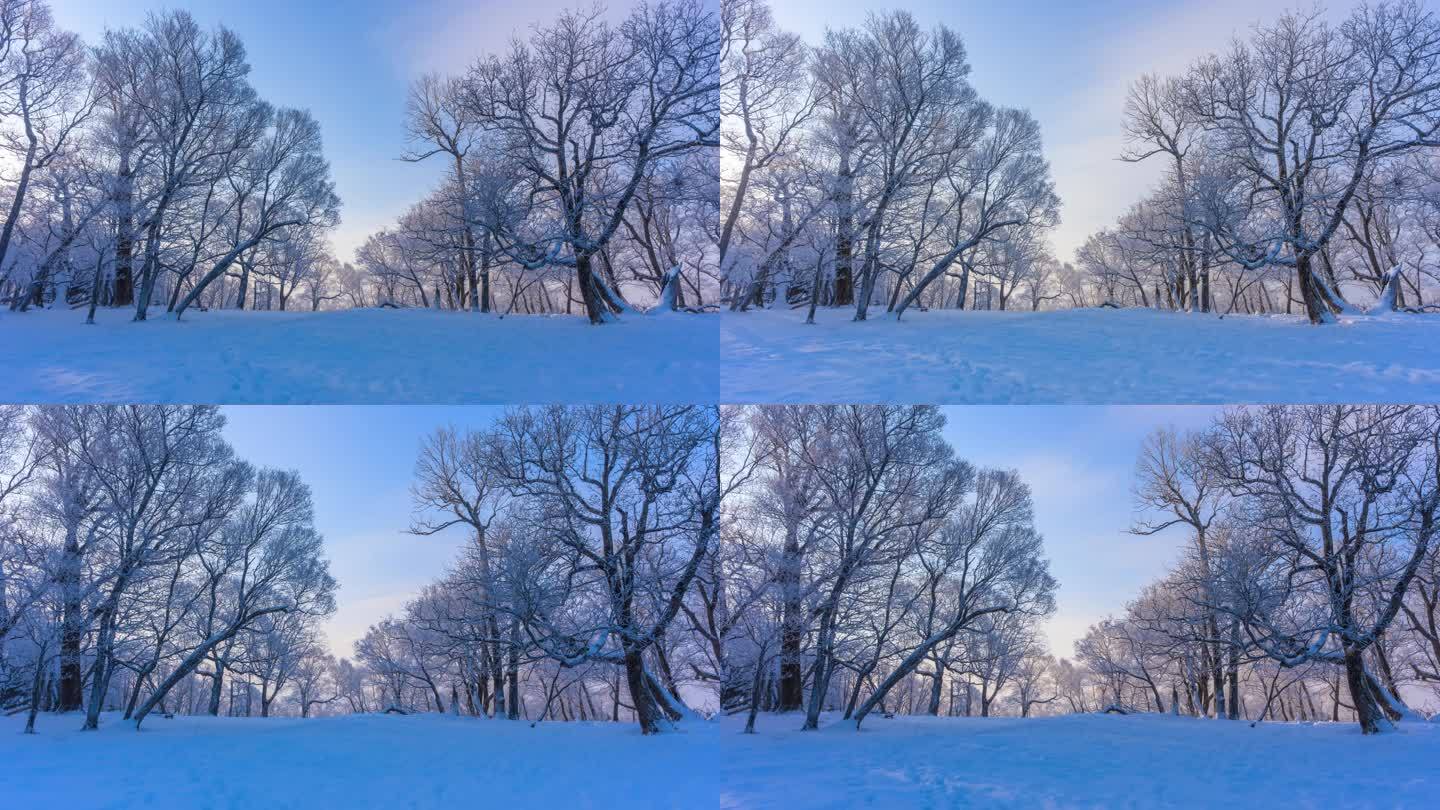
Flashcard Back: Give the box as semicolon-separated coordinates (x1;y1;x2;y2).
721;307;1440;403
721;711;1440;809
1367;266;1404;317
0;712;718;809
0;307;718;403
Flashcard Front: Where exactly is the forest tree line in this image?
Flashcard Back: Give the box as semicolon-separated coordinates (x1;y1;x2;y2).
350;405;723;734
0;404;725;735
1077;2;1440;322
0;0;722;323
0;405;337;733
720;0;1060;319
719;404;1440;736
355;0;720;322
0;0;344;319
1075;405;1440;734
720;405;1058;731
720;0;1440;324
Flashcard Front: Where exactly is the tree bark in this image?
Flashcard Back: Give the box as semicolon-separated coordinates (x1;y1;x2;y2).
777;522;804;712
83;605;118;730
208;661;226;716
1344;646;1388;734
832;147;855;307
576;254;610;324
623;646;664;734
57;522;83;712
1296;253;1329;325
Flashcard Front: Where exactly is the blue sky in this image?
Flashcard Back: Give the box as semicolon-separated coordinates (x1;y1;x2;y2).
768;0;1343;260
942;405;1220;659
217;405;1222;662
51;0;612;262
222;405;504;659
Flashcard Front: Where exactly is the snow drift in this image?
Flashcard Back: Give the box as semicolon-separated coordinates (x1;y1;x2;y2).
721;307;1440;403
721;711;1440;809
0;307;719;403
0;712;718;809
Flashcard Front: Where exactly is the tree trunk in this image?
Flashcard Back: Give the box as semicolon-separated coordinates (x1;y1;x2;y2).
507;622;521;719
85;252;104;324
112;150;136;307
854;230;880;321
801;606;837;730
623;646;664;734
576;254;610;324
208;660;226;716
804;256;823;324
777;525;804;712
489;614;505;718
24;649;45;734
1296;253;1329;325
927;667;944;716
478;239;492;313
57;525;83;713
175;227;295;319
0;142;37;276
136;624;249;728
1343;646;1388;734
1226;623;1241;720
236;264;250;310
718;141;756;270
743;646;767;734
83;607;117;730
832;148;855;307
134;217;165;321
127;664;165;719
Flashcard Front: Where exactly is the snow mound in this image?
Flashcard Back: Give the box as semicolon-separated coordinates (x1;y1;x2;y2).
0;307;719;403
721;307;1440;403
1367;266;1404;317
721;711;1440;809
0;712;718;809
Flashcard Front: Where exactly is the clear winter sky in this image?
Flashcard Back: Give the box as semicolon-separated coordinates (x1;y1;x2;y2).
766;0;1355;261
942;405;1221;661
221;406;504;660
214;405;1220;663
48;0;647;263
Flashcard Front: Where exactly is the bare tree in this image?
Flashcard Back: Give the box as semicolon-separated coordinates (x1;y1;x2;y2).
481;405;719;733
174;108;338;318
132;467;336;728
1200;405;1440;733
0;0;93;285
404;73;487;312
462;1;719;324
1181;2;1440;324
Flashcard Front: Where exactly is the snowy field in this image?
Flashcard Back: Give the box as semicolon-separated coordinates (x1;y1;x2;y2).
0;308;719;403
0;712;718;809
721;712;1440;809
721;308;1440;403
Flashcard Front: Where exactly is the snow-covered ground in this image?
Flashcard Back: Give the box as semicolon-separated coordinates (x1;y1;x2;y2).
0;712;717;809
721;307;1440;403
0;308;718;403
721;712;1440;809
